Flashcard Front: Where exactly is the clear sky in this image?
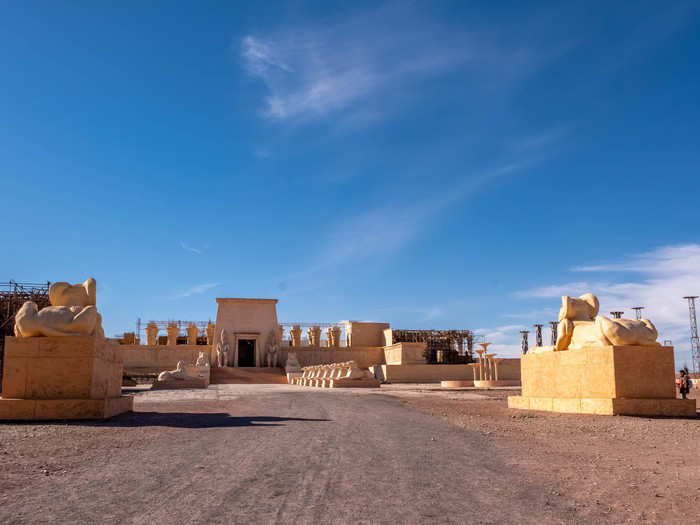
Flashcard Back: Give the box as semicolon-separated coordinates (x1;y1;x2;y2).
2;2;700;363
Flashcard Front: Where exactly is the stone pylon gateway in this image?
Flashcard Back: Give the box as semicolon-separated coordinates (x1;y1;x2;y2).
212;298;280;368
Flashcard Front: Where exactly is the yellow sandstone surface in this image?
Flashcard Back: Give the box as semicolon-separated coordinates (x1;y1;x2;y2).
508;345;695;416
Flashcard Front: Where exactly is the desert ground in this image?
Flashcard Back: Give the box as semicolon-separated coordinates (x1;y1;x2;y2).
0;384;697;524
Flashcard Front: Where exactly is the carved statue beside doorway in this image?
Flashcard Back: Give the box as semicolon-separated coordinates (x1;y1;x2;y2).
265;330;280;368
216;331;230;368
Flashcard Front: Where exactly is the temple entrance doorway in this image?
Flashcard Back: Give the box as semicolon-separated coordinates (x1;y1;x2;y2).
237;339;256;367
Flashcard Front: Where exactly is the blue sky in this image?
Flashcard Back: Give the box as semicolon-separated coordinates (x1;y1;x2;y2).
2;2;700;363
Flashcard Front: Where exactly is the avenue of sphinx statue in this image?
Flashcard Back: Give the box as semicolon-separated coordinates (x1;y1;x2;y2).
14;278;104;338
534;293;659;352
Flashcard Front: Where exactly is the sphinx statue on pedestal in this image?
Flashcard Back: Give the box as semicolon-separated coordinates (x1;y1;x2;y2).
157;361;199;382
536;293;659;352
195;351;209;369
285;351;301;373
14;278;104;338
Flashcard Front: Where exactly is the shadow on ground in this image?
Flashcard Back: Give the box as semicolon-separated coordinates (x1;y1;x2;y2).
0;413;331;428
90;412;331;428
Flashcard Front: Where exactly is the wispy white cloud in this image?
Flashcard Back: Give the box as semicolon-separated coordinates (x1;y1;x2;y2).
508;125;572;153
372;305;446;324
252;147;272;159
240;5;571;124
501;308;559;320
180;241;203;255
306;159;537;273
241;35;292;76
473;323;531;358
173;282;221;299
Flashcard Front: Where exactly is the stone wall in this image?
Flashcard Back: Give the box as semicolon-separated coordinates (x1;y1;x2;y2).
383;342;426;365
122;344;386;372
345;322;391;347
280;346;386;368
121;345;211;372
371;358;521;383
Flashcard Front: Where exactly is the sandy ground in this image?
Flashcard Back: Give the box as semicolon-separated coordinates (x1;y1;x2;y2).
0;384;697;524
391;385;700;524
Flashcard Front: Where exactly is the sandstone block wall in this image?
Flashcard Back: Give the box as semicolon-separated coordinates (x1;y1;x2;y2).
2;336;123;400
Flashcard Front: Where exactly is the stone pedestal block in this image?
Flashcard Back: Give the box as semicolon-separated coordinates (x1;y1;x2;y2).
0;336;133;420
508;345;696;416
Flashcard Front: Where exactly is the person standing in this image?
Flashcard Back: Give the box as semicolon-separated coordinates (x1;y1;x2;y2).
678;368;691;400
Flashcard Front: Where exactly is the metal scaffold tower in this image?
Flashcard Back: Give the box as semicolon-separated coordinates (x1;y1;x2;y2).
520;330;529;355
549;321;558;346
631;306;644;320
682;296;700;374
533;324;543;347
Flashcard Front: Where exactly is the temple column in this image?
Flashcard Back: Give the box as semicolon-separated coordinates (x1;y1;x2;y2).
308;326;321;348
290;325;302;347
166;322;179;346
145;322;158;346
206;322;215;345
330;326;341;347
475;350;485;380
187;323;199;345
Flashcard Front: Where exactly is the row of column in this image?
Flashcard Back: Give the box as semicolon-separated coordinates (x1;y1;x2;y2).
286;325;342;348
520;322;558;354
143;321;215;346
468;342;503;381
136;323;350;348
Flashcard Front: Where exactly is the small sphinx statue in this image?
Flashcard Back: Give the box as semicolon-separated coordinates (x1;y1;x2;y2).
194;351;210;379
195;351;209;368
216;331;230;368
157;361;198;381
14;278;104;338
345;361;372;380
535;293;660;352
285;351;301;373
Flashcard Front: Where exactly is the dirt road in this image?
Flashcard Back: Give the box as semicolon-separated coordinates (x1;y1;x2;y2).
1;385;577;524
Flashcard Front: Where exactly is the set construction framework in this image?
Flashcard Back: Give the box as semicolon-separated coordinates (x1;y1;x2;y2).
683;296;700;374
391;329;478;364
0;281;51;386
0;281;51;350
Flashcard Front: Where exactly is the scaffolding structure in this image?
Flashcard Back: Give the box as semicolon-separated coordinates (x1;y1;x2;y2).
549;321;558;346
520;330;529;355
391;329;476;364
0;281;51;386
683;296;700;374
533;324;543;347
631;306;644;320
0;281;51;348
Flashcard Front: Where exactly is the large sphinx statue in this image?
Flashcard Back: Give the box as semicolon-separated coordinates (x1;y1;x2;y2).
547;293;659;351
14;278;104;338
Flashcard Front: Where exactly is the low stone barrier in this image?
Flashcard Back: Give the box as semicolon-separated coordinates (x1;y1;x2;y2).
121;344;212;374
291;361;380;389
